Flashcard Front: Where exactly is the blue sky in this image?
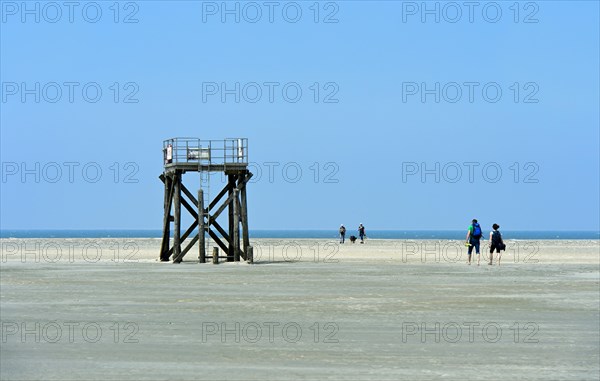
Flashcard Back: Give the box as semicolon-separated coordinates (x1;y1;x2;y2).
1;1;599;231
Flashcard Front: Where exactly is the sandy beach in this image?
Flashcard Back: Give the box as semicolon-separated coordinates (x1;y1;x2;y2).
1;238;598;380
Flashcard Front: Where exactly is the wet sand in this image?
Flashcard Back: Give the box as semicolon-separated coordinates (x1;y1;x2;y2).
1;238;598;380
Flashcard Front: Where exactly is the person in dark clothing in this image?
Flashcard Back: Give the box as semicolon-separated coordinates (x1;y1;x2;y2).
488;223;505;265
339;224;346;244
466;219;483;265
358;223;366;243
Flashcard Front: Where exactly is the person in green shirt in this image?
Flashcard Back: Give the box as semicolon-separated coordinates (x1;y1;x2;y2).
466;219;483;265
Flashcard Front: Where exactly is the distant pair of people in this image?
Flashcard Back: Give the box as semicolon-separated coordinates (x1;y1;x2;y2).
339;223;366;244
466;219;505;266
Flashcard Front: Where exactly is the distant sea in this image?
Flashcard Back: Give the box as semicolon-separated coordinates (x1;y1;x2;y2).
1;230;599;240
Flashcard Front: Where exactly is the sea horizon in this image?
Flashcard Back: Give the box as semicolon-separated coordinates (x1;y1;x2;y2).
1;229;599;240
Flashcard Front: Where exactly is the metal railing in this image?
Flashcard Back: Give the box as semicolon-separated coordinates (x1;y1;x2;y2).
163;138;248;167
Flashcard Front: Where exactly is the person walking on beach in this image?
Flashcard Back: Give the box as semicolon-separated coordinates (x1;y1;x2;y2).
358;223;366;243
466;219;482;265
339;224;346;243
489;223;505;265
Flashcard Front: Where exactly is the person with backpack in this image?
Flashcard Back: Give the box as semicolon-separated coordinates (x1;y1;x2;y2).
339;224;346;244
488;223;505;265
466;219;483;265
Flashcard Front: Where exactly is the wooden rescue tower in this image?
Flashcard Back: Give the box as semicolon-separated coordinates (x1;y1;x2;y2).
159;138;252;263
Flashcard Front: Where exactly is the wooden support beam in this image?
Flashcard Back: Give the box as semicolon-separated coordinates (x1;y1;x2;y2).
210;192;233;222
209;181;233;211
173;234;199;263
159;174;171;258
173;172;182;261
208;229;229;255
159;174;174;261
211;220;231;245
233;188;240;261
198;189;206;263
240;173;249;260
247;246;254;264
212;247;219;264
181;195;198;220
180;182;198;209
166;221;198;258
181;182;198;207
227;174;236;262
